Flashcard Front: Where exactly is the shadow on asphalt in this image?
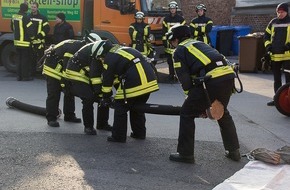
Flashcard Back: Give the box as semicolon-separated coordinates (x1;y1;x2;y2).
0;131;248;189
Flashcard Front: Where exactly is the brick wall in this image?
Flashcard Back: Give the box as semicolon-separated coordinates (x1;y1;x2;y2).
231;14;275;32
180;0;235;25
179;0;276;32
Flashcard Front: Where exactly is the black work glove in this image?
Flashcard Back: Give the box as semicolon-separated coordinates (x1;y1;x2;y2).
284;43;290;51
162;40;168;48
93;92;102;103
99;97;112;107
263;52;271;62
266;45;272;53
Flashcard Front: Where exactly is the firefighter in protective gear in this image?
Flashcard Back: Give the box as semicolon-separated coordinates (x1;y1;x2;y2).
43;33;101;128
264;2;290;106
65;41;112;135
162;1;186;82
11;3;34;81
92;40;159;142
28;2;50;76
129;11;153;57
190;4;213;45
166;25;240;163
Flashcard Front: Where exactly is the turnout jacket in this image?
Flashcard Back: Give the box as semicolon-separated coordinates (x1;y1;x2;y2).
65;43;103;93
102;45;159;99
129;21;152;56
28;11;50;48
190;14;213;44
43;39;86;81
264;15;290;61
162;14;186;54
173;38;235;94
11;11;34;48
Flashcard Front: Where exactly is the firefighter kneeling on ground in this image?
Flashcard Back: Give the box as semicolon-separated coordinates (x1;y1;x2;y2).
91;40;159;142
42;32;101;128
65;41;112;135
166;25;240;163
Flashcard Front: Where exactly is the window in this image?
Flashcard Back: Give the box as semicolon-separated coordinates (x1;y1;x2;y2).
106;0;120;10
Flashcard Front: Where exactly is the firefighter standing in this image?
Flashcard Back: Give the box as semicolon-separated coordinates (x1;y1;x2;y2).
28;2;50;76
43;33;100;128
162;1;186;82
91;40;159;142
65;41;112;135
190;4;213;45
129;11;153;57
264;2;290;106
166;25;240;163
11;3;34;81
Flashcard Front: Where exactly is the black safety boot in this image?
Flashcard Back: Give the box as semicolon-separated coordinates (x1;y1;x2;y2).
107;136;126;143
169;153;195;164
96;124;113;131
130;132;146;140
267;101;275;106
168;74;178;83
64;116;82;123
225;149;241;161
22;77;34;81
48;121;60;127
84;128;97;135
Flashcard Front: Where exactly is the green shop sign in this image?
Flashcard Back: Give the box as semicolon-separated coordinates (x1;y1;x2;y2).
1;0;80;21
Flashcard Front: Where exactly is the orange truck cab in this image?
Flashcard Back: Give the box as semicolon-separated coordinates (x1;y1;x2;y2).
0;0;182;72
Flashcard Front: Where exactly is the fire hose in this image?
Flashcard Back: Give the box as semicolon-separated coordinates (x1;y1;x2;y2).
131;103;180;115
6;97;62;118
5;75;225;120
5;79;224;120
114;75;223;120
5;96;221;119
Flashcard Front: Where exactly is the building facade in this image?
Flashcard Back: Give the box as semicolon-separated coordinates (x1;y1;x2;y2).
180;0;286;32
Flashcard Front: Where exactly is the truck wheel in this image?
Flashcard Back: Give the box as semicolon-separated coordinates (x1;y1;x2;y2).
274;83;290;117
1;43;17;73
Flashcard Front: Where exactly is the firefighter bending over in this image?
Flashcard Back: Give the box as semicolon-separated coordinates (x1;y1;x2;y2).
92;40;159;142
42;33;101;128
166;25;240;163
65;40;113;135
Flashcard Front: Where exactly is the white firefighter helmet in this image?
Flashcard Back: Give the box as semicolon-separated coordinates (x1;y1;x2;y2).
91;40;112;59
168;1;178;9
85;32;102;43
135;11;145;19
196;4;206;12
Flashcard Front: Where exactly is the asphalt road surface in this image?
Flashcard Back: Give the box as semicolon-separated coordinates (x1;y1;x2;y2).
0;61;289;189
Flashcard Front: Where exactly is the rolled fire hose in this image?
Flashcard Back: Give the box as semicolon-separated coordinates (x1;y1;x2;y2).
6;97;61;118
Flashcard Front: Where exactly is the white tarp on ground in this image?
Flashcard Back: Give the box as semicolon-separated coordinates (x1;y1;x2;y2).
213;161;290;190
